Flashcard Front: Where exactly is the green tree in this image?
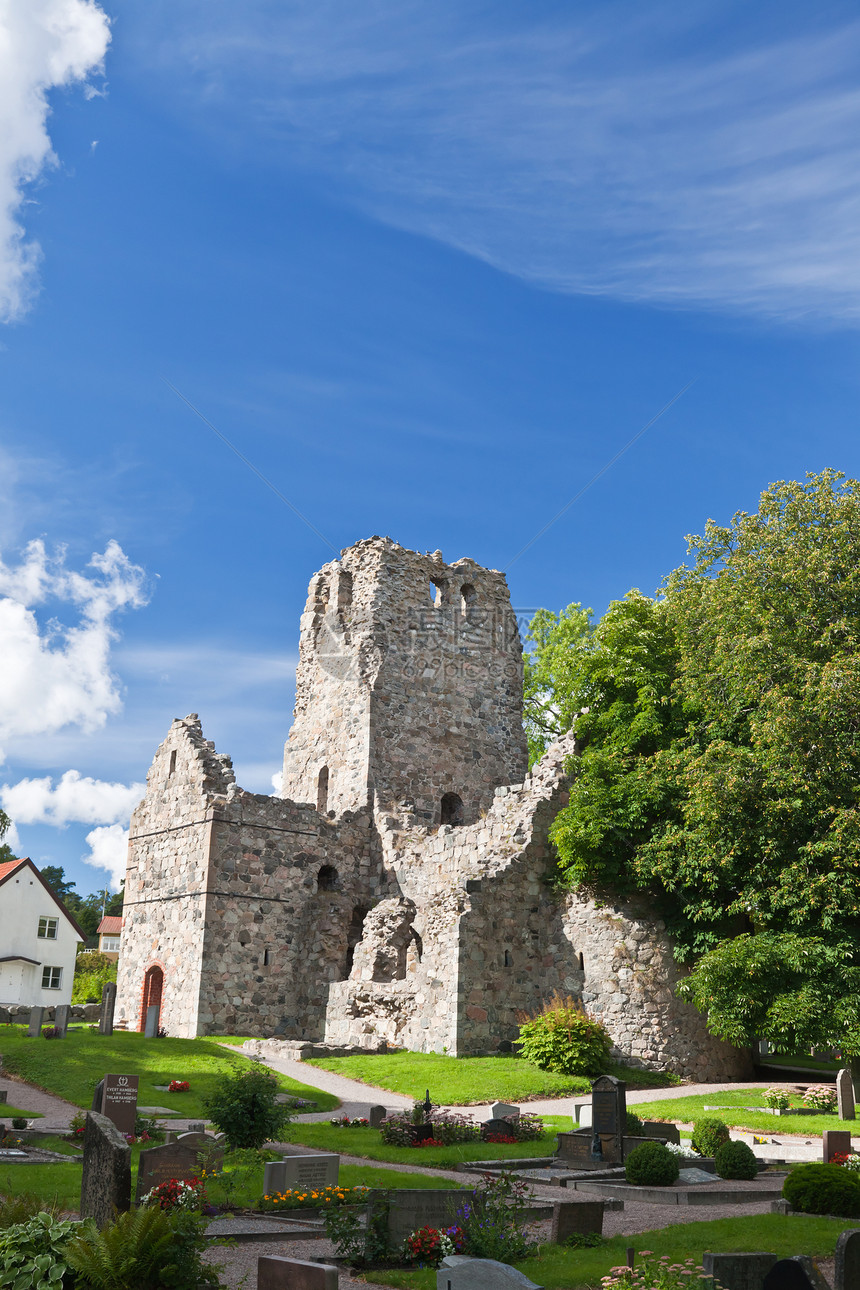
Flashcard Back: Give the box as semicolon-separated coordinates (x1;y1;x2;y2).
0;806;16;867
40;865;78;902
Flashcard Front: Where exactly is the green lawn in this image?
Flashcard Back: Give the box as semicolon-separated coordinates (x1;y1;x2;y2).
366;1214;852;1290
0;1106;43;1120
0;1027;338;1118
291;1117;570;1168
306;1053;677;1104
632;1088;857;1137
757;1054;839;1073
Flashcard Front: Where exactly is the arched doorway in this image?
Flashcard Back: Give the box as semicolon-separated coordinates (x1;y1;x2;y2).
139;964;164;1033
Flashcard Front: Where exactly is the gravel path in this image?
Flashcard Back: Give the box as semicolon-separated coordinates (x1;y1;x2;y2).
0;1073;79;1128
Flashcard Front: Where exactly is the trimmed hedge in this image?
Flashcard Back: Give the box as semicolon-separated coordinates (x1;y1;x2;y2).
714;1140;758;1181
691;1117;730;1157
783;1163;860;1218
624;1140;680;1187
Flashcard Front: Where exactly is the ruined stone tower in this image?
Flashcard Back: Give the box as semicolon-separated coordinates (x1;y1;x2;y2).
115;536;751;1082
281;538;528;824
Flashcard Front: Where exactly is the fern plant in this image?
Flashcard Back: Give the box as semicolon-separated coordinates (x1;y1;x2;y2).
65;1206;221;1289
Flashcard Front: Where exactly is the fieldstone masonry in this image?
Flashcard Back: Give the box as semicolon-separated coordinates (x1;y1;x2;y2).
115;537;752;1079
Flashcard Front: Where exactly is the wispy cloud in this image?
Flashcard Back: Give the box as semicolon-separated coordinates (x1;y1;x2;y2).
146;2;860;323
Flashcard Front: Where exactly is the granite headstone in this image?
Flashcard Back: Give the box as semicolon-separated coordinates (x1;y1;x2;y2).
100;1073;138;1135
371;1188;463;1245
257;1256;339;1290
98;982;116;1036
54;1004;71;1037
837;1069;855;1122
135;1133;218;1202
703;1252;777;1290
144;1004;159;1038
80;1111;131;1228
823;1129;852;1163
550;1200;603;1243
437;1257;543;1290
263;1153;339;1195
369;1105;387;1129
27;1007;44;1038
490;1102;520;1121
834;1228;860;1290
763;1256;830;1290
591;1074;626;1162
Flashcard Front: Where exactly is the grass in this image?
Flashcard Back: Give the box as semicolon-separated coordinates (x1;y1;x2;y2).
757;1054;839;1073
632;1087;858;1137
305;1053;677;1104
0;1107;43;1120
365;1214;853;1290
0;1026;338;1118
290;1116;571;1168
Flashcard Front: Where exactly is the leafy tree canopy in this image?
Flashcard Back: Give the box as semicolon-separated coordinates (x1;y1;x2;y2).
529;471;860;960
39;865;124;939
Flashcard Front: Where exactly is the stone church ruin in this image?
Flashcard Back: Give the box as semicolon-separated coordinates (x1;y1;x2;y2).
116;536;748;1080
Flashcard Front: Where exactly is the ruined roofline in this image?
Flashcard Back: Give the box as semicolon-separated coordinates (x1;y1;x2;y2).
334;534;507;579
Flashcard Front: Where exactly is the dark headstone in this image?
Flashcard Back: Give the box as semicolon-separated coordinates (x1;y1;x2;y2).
551;1200;603;1243
763;1256;830;1290
80;1111;131;1228
0;1006;10;1024
54;1004;71;1037
91;1077;105;1112
483;1118;517;1138
0;1091;6;1104
490;1102;520;1120
437;1257;543;1290
591;1074;626;1161
27;1008;44;1038
643;1121;681;1144
144;1004;159;1038
98;982;116;1035
837;1069;856;1122
100;1073;139;1136
136;1134;218;1202
258;1256;338;1290
368;1105;387;1129
835;1228;860;1290
556;1131;613;1169
823;1129;852;1162
703;1252;777;1290
412;1123;435;1142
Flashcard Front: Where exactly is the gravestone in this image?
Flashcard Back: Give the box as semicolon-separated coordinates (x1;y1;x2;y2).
835;1228;860;1290
80;1111;131;1228
643;1121;681;1144
837;1069;856;1121
550;1200;603;1243
370;1188;463;1245
91;1077;105;1112
369;1105;387;1129
144;1004;160;1038
763;1257;830;1290
263;1153;339;1195
576;1103;592;1129
591;1074;626;1162
98;982;116;1035
258;1256;339;1290
54;1004;71;1037
490;1102;520;1121
703;1252;777;1289
187;1121;206;1133
135;1133;218;1202
100;1073;139;1136
437;1257;543;1290
483;1118;516;1138
0;1091;6;1104
555;1131;606;1169
27;1008;44;1037
823;1129;852;1163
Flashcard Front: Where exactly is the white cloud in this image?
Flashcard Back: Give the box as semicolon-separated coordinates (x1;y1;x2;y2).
0;539;148;758
149;3;860;323
82;822;128;889
0;0;111;320
0;769;143;827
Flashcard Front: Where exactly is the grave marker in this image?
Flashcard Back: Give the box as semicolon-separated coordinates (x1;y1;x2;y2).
144;1004;160;1038
258;1256;339;1290
550;1200;603;1243
27;1008;44;1037
263;1153;339;1195
98;982;115;1035
369;1105;387;1128
823;1129;852;1163
591;1074;626;1161
135;1134;218;1202
643;1121;681;1144
91;1077;105;1112
490;1102;520;1121
763;1256;830;1289
835;1228;860;1290
80;1111;131;1228
437;1257;543;1290
54;1004;71;1037
369;1188;463;1246
703;1252;777;1290
100;1073;139;1136
837;1069;855;1122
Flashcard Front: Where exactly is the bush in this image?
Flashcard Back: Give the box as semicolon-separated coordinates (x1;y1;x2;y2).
626;1111;645;1135
691;1117;730;1157
783;1163;860;1218
714;1140;758;1180
202;1065;291;1149
66;1205;221;1289
804;1084;838;1113
11;1118;26;1130
517;993;611;1075
763;1087;793;1110
0;1212;79;1288
624;1140;680;1187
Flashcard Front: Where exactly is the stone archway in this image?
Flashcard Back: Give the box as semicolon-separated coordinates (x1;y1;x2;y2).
139;964;164;1033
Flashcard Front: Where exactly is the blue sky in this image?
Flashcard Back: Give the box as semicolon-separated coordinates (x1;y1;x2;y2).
1;0;859;896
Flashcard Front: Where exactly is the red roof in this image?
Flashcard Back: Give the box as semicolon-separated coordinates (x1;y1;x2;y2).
0;857;25;883
98;915;123;935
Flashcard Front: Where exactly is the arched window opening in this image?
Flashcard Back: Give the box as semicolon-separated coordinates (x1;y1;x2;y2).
504;949;511;967
440;792;464;826
317;766;329;813
263;948;273;967
429;577;445;607
336;569;353;611
168;750;177;777
460;583;477;617
578;951;585;971
344;905;369;977
317;864;339;891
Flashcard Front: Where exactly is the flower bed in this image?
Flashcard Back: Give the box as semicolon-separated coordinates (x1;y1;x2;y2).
168;1079;190;1093
330;1115;369;1127
259;1184;369;1212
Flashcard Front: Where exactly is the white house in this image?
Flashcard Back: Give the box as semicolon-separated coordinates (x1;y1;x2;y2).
0;858;86;1008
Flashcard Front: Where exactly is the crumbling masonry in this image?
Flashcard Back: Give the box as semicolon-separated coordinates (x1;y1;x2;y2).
115;537;749;1080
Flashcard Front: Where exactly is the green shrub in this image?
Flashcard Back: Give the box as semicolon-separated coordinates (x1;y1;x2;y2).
783;1163;860;1218
624;1140;680;1187
66;1205;221;1289
202;1064;291;1149
72;951;117;1005
714;1140;758;1180
691;1117;730;1157
625;1111;645;1135
0;1212;79;1288
517;994;611;1075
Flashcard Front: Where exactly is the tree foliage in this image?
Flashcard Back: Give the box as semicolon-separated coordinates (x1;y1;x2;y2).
533;471;860;963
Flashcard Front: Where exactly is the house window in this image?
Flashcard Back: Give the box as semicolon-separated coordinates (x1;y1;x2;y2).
37;917;58;940
42;966;62;990
101;936;121;953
